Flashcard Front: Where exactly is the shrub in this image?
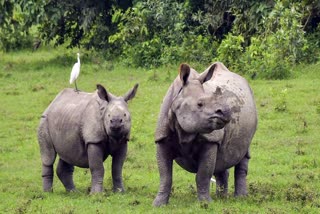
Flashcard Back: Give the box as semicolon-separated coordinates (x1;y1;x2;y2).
109;0;215;68
273;88;288;112
302;24;320;64
109;0;188;68
179;33;217;65
0;27;33;52
241;35;292;79
226;1;308;79
0;4;33;51
214;33;244;72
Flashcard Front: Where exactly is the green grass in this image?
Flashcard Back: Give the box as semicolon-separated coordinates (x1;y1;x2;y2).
0;47;319;213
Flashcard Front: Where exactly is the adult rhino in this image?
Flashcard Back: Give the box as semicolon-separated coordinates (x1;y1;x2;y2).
153;62;257;206
38;83;138;193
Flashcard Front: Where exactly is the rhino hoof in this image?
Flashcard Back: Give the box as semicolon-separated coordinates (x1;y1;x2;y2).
113;187;125;193
43;188;53;193
89;186;104;194
153;196;169;207
67;188;78;193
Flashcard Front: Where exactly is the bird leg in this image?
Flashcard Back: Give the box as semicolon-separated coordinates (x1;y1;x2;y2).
74;80;79;93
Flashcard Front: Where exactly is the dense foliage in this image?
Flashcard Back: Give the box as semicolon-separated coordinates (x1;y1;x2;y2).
0;0;33;51
1;0;320;79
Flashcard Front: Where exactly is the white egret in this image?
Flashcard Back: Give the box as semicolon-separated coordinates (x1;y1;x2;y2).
210;177;216;188
70;52;80;91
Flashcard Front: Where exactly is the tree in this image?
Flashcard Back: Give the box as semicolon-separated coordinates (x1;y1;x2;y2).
20;0;132;49
0;0;33;51
0;0;15;27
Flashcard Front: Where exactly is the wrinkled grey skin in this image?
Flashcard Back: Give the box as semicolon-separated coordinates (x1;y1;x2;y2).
153;62;257;206
38;84;138;193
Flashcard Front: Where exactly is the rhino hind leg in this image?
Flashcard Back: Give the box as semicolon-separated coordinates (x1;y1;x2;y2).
214;169;229;197
38;120;56;192
234;150;250;196
41;164;55;192
56;158;76;192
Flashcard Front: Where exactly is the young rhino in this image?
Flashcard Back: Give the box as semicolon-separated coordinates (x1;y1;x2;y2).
38;84;138;193
153;63;257;206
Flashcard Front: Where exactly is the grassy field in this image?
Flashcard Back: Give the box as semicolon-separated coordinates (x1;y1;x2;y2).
0;47;319;213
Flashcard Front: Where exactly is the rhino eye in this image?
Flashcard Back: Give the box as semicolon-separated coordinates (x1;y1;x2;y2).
108;114;110;117
124;113;126;117
197;102;203;108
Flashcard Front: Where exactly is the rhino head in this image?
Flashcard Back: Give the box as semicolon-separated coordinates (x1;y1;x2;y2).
171;64;231;134
97;84;138;140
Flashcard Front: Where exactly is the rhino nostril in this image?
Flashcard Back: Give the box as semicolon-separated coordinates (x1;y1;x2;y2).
215;109;223;116
110;118;123;125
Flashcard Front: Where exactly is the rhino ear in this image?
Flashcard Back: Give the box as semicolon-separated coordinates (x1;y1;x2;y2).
97;84;112;102
179;63;190;86
124;83;139;102
199;64;216;84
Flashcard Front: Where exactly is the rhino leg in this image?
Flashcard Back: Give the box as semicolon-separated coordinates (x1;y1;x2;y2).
38;120;56;192
196;143;218;202
214;169;229;197
56;158;76;192
87;143;105;194
153;142;173;207
112;144;127;192
41;163;55;192
234;150;250;196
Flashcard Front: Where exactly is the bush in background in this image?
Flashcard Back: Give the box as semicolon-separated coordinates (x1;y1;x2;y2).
1;0;320;79
0;2;33;51
216;1;312;79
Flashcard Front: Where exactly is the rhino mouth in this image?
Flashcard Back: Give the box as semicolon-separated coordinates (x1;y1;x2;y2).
108;125;124;136
110;126;122;131
208;116;230;129
209;116;229;123
109;129;126;140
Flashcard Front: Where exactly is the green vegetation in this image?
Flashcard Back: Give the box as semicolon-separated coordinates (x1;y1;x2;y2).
0;48;319;213
1;1;320;212
1;0;320;79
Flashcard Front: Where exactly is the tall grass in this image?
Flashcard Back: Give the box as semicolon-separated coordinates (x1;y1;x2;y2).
0;47;319;213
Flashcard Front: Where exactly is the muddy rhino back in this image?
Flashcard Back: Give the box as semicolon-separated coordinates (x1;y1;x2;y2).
203;63;257;172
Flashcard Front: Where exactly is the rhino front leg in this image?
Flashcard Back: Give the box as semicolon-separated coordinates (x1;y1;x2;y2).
87;143;105;194
153;142;173;207
234;150;250;196
214;169;229;197
196;143;218;202
112;143;127;192
56;158;76;192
